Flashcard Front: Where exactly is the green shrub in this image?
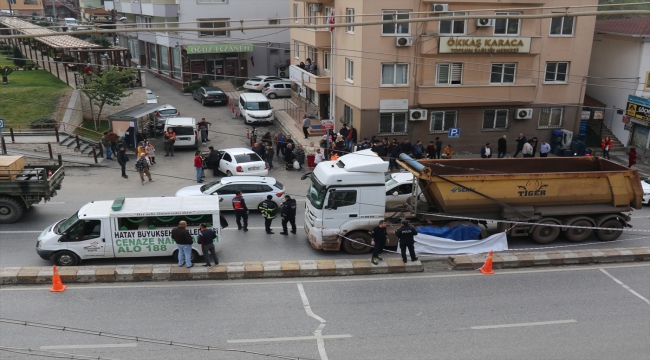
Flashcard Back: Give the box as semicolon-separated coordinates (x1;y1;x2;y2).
199;75;211;87
12;46;26;67
30;117;58;129
182;84;202;93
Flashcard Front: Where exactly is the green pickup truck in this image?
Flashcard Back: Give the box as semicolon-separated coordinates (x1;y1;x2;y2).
0;157;65;223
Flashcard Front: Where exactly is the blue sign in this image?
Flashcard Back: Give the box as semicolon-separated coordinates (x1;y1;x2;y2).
0;118;4;130
448;127;460;138
628;95;650;107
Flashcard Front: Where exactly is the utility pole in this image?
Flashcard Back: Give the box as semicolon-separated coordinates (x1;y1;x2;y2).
111;9;117;46
52;0;56;21
7;0;12;15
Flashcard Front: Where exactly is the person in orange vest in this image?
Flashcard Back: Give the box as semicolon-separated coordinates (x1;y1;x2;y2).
601;136;613;160
164;128;176;157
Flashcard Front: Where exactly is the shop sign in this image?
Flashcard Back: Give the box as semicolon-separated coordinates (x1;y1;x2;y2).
379;99;408;113
186;43;253;54
593;110;604;120
581;111;591;120
626;102;650;121
439;36;531;54
321;119;334;130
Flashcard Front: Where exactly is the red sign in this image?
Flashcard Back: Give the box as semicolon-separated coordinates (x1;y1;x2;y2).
321;120;334;130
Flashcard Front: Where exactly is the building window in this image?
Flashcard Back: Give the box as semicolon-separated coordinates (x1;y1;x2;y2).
135;15;142;28
382;10;410;35
294;3;298;23
380;113;407;134
144;17;153;29
148;43;157;69
550;16;574;36
439;12;466;35
494;12;520;35
490;63;516;84
270;48;279;54
324;7;332;25
324;51;330;71
437;63;462;85
343;105;353;125
483;109;509;130
381;63;409;86
269;19;279;25
545;62;569;82
307;88;318;105
644;71;650;91
198;18;229;37
308;4;317;25
8;0;16;4
308;46;315;61
171;47;181;78
285;49;291;55
159;46;169;74
345;58;354;82
346;8;354;33
430;111;457;133
538;108;564;128
294;41;300;59
24;0;38;4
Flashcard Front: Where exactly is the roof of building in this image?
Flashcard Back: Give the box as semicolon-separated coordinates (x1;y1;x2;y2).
584;94;607;108
595;17;650;36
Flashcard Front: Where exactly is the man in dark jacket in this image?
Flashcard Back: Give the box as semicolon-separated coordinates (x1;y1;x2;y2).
426;141;436;159
207;146;220;176
480;143;492;158
294;144;306;170
435;137;443;159
197;223;218;267
412;140;424;159
401;139;412;155
390;140;402;171
117;146;129;179
232;190;248;231
280;195;297;235
372;141;387;159
284;144;295;170
370;220;388;265
258;195;279;234
171;220;194;268
395;220;418;263
513;133;527;158
497;135;507;158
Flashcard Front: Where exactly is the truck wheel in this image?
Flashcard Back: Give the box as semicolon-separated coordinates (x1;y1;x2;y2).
0;196;25;224
595;218;624;241
531;221;560;244
51;251;79;266
564;218;593;242
342;232;372;255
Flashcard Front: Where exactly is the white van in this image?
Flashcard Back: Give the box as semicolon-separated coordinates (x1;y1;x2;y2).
164;117;198;149
239;93;274;124
36;196;221;266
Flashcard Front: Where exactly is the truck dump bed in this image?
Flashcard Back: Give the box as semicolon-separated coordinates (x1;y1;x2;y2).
398;156;643;215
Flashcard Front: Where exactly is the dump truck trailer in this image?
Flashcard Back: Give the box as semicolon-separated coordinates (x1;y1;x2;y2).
303;150;642;254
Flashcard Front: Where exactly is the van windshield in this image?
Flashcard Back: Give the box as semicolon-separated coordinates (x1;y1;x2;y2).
174;127;194;136
158;109;178;116
55;211;80;234
246;102;271;111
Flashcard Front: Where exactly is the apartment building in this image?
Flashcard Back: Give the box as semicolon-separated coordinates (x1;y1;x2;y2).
1;0;44;16
105;0;290;88
290;0;598;152
587;18;650;153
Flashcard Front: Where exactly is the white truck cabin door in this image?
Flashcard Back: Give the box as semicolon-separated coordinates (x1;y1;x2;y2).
323;189;359;228
62;219;106;258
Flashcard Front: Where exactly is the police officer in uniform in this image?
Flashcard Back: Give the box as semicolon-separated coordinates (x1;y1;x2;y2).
258;195;278;234
370;220;388;265
232;190;248;231
279;195;297;235
395;220;419;263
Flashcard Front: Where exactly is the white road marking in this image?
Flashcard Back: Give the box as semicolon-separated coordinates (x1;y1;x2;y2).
471;319;577;330
600;268;650;306
297;283;329;360
40;343;136;349
3;263;648;292
297;283;326;323
227;334;351;343
0;231;42;234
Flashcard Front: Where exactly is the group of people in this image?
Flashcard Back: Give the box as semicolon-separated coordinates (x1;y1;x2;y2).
229;190;299;236
297;58;318;75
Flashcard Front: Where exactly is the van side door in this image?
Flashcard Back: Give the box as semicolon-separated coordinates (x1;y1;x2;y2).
61;219;107;259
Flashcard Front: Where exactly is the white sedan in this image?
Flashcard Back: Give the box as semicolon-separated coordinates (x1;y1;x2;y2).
643;178;650;205
146;89;159;104
385;172;419;211
175;176;284;210
243;76;289;92
218;148;268;176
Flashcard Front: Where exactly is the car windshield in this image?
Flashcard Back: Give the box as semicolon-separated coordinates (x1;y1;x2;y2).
234;153;262;163
246;102;271;111
174;127;194;135
307;176;327;209
385;178;398;189
201;180;221;194
55;211;79;234
158;109;177;115
146;93;156;100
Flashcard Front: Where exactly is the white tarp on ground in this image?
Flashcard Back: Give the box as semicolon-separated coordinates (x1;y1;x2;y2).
413;232;509;255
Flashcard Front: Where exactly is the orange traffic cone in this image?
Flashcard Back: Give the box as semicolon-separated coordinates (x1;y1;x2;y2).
50;265;67;292
479;251;495;275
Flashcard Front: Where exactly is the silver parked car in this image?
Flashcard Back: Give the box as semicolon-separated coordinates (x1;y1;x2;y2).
261;81;292;99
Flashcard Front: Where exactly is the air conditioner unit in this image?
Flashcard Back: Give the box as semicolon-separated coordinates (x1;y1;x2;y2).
432;4;449;12
516;108;533;120
396;36;414;47
409;109;428;121
277;67;287;77
476;18;494;27
309;4;322;12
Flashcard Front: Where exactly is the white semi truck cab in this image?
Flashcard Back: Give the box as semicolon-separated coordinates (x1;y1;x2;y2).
304;149;391;254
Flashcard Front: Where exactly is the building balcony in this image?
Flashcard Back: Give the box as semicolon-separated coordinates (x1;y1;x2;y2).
141;0;178;17
417;84;537;107
292;28;331;49
290;65;330;93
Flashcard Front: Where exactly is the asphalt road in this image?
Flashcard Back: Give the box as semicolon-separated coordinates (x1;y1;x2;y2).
2;73;650;267
1;264;648;359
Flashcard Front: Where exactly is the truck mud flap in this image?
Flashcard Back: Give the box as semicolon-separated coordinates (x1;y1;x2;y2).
308;234;340;251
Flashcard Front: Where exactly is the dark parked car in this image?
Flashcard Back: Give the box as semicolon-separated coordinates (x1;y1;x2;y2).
193;86;229;106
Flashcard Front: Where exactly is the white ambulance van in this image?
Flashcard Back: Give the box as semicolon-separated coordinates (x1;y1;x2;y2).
36;196;221;266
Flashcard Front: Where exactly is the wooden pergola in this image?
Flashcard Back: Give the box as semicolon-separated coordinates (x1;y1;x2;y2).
0;17;132;86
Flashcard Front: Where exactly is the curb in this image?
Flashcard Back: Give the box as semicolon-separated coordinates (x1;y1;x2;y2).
0;259;423;286
449;246;650;270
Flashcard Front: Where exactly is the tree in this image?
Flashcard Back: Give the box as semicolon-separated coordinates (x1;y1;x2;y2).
12;46;25;68
0;66;18;84
89;35;113;48
80;66;135;130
